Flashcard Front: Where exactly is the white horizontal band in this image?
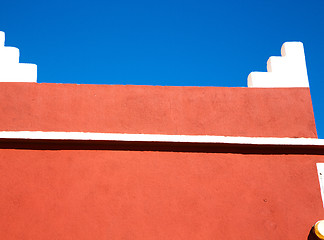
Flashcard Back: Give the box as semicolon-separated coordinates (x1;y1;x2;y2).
0;131;323;147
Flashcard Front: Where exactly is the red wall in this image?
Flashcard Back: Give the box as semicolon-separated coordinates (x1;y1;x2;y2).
0;83;322;239
0;83;317;138
0;149;323;239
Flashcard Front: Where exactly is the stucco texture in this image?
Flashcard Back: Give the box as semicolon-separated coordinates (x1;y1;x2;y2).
0;150;323;239
0;83;317;138
0;83;321;239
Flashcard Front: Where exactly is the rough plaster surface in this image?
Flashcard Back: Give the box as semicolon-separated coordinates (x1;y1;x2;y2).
248;42;309;88
0;31;37;82
0;150;323;240
0;83;317;138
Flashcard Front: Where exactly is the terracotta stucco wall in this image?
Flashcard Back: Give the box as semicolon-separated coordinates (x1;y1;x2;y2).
0;83;317;138
0;149;323;240
0;83;321;239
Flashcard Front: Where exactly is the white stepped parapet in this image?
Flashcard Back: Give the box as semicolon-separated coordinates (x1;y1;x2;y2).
0;31;37;82
248;42;309;88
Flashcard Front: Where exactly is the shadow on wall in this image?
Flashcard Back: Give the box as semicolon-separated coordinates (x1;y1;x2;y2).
0;139;324;155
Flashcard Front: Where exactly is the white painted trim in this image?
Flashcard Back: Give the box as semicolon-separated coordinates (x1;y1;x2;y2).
0;31;37;82
0;131;323;146
316;163;324;208
248;42;309;88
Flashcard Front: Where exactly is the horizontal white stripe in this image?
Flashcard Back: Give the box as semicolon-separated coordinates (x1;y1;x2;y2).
0;131;323;147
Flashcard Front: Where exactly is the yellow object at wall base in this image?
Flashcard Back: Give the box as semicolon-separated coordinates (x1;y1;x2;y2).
314;221;324;239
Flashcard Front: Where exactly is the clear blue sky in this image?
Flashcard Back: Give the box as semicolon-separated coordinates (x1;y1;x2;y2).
1;0;323;137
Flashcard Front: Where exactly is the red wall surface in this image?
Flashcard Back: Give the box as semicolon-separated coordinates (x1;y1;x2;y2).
0;83;322;239
0;149;323;240
0;83;317;138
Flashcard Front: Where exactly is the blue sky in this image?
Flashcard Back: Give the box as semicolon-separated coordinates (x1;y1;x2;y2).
1;0;324;137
